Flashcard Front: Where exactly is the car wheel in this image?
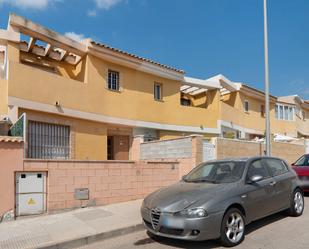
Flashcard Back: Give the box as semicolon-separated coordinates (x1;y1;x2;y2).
220;208;245;247
288;189;304;217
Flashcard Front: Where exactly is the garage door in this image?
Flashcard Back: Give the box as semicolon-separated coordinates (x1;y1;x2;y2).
15;172;47;216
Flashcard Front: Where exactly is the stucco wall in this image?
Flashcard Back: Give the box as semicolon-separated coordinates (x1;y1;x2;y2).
215;137;305;164
23;159;179;211
0;79;7;116
0;141;23;218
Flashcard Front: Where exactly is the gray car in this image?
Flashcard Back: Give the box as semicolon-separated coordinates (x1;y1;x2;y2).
141;156;304;247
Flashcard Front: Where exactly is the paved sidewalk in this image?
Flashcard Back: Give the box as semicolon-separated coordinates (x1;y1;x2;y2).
0;199;143;249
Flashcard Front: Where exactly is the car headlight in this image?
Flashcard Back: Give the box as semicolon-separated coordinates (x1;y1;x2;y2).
178;208;207;218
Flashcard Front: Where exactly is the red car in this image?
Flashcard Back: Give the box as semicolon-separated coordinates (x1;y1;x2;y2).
292;154;309;192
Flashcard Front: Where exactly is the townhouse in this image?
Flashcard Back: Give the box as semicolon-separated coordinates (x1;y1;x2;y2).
0;14;308;161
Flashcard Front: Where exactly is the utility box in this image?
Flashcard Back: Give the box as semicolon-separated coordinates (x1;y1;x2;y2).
74;188;89;200
15;172;47;216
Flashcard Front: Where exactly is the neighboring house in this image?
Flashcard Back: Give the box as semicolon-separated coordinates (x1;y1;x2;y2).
0;14;307;161
219;81;277;140
276;95;309;138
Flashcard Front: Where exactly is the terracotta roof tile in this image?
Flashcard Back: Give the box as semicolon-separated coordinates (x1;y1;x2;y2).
0;136;23;143
90;41;184;74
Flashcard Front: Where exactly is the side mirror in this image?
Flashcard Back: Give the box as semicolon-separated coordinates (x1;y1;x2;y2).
181;175;187;181
249;175;263;184
291;162;295;166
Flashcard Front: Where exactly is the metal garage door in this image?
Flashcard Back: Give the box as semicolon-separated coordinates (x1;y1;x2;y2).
203;141;216;162
15;172;47;216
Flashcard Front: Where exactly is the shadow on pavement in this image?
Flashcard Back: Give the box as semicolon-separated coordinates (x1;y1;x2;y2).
134;211;289;249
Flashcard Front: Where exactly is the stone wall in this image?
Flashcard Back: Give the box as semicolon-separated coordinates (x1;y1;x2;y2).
23;159;179;212
140;137;192;160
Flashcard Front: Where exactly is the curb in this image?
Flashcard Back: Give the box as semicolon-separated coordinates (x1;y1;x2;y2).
37;223;144;249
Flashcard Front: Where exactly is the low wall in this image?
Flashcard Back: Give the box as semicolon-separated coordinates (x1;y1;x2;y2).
140;135;203;177
23;159;179;212
0;139;23;220
140;136;192;160
216;138;305;164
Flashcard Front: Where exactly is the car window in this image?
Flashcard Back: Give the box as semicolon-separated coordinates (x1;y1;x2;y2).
185;161;246;183
247;160;270;180
265;159;289;176
294;156;309;166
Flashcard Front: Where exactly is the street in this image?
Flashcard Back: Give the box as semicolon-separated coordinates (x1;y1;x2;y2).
79;196;309;249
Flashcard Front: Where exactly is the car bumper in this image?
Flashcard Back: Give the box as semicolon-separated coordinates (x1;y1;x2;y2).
297;177;309;192
141;207;224;241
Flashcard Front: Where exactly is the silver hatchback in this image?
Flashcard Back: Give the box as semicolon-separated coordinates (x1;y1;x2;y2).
141;157;304;247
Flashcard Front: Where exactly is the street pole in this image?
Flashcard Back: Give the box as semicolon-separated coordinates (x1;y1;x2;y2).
263;0;271;156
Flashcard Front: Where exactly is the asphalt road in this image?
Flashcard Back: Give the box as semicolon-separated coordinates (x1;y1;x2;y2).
79;196;309;249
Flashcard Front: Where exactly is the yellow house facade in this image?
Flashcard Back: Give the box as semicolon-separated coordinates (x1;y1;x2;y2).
0;14;308;161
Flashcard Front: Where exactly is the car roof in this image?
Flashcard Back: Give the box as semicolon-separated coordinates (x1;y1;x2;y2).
205;156;285;164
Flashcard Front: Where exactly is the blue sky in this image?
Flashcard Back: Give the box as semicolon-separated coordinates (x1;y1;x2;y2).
0;0;308;99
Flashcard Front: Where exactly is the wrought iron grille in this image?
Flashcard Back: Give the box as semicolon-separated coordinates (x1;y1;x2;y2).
27;121;70;159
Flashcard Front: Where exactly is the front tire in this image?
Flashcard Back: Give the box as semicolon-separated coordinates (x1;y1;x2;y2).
220;208;245;247
288;189;304;217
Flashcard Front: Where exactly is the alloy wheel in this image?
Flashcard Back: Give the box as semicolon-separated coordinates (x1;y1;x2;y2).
294;191;304;214
225;212;245;244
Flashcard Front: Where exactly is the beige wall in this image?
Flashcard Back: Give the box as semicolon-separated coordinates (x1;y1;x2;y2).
0;141;23;217
23;159;179;211
0;79;8;116
215;137;305;164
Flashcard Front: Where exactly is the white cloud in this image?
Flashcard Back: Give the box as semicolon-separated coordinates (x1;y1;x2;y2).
0;0;60;9
87;9;97;17
64;32;86;42
93;0;125;10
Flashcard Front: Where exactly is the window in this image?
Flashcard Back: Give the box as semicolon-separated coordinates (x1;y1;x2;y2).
180;98;191;106
294;155;309;167
185;161;246;184
154;83;162;101
261;105;265;117
265;159;288;176
27;121;70;159
244;100;249;112
108;70;120;91
247;160;270;180
275;104;294;121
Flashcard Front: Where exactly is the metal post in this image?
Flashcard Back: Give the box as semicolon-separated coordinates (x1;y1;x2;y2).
263;0;271;156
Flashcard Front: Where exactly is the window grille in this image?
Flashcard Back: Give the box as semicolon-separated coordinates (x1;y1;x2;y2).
27;121;70;159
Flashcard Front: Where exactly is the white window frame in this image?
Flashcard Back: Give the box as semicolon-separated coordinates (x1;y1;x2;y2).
108;70;120;91
275;104;295;121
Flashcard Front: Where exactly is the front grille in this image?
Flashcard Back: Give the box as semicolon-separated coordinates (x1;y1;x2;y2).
151;208;161;230
159;226;184;236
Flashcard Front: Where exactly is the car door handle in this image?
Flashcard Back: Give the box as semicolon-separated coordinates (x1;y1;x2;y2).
270;181;277;186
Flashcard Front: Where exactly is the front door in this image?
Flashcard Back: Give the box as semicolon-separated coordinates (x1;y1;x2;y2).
108;135;130;160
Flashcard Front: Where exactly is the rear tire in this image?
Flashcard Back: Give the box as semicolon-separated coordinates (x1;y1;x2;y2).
288;188;304;217
220;208;245;247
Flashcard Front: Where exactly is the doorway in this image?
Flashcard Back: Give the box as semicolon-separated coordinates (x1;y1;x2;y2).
107;135;130;160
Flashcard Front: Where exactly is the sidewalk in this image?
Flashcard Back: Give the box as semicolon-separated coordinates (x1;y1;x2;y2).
0;199;143;249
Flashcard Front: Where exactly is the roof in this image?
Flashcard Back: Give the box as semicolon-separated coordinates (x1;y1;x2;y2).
90;41;184;74
238;83;277;101
0;136;23;143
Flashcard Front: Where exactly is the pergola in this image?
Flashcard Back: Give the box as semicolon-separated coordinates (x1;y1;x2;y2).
181;74;238;96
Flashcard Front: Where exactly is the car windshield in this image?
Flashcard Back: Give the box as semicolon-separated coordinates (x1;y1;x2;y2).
294;155;309;166
184;161;246;184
